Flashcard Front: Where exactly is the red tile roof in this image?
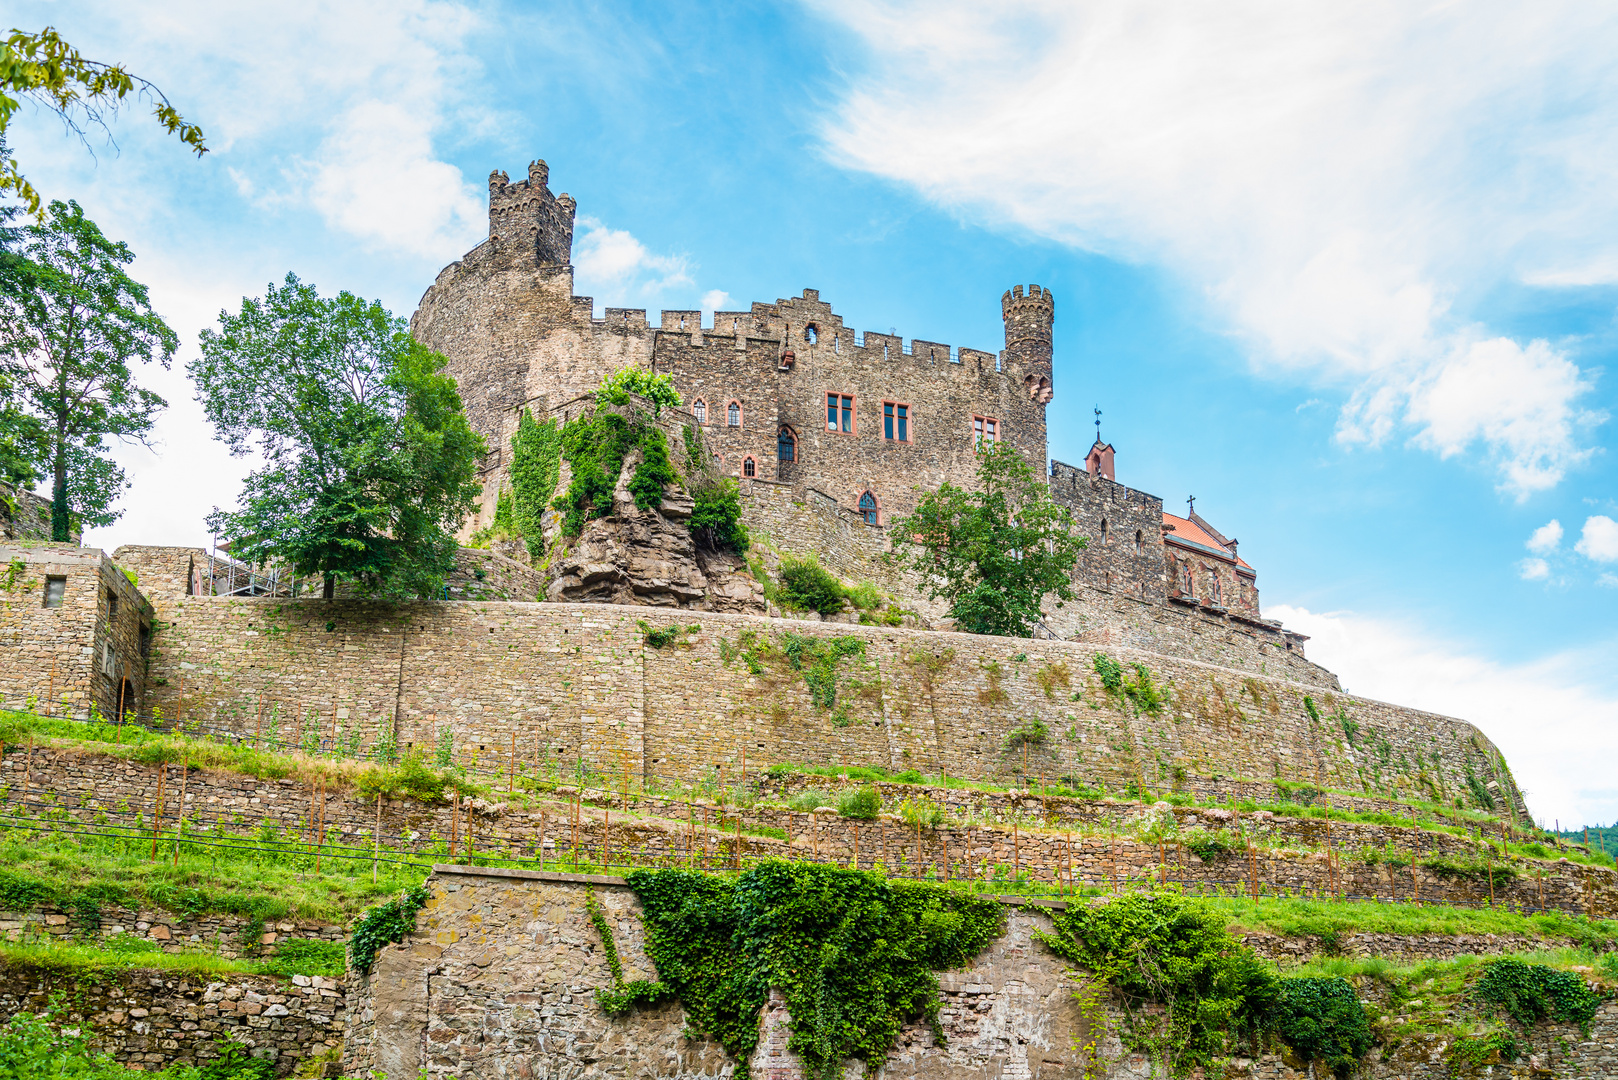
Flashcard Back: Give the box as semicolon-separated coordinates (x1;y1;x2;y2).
1162;512;1252;569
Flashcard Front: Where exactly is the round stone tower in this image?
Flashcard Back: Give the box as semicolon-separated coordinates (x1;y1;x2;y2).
1001;284;1054;404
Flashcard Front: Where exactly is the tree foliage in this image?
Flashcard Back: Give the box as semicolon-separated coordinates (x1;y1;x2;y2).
888;443;1084;636
191;274;484;599
0;200;174;538
0;27;207;217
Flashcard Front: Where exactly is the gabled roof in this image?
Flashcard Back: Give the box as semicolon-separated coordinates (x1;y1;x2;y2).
1162;511;1252;570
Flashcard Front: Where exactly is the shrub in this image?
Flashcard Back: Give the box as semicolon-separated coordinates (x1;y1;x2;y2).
787;789;833;812
595;366;681;413
1475;958;1602;1030
845;581;885;611
1273;977;1372;1075
897;796;945;828
837;786;881;820
690;479;749;553
628;427;677;510
777;554;846;614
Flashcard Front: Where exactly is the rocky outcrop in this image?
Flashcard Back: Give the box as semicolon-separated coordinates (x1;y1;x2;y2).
544;448;765;612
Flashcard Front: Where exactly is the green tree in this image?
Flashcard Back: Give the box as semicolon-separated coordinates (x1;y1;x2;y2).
0;199;174;539
887;443;1084;636
1;27;207;216
191;274;485;599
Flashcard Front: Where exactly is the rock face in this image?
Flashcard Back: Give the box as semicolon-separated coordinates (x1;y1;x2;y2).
545;454;765;612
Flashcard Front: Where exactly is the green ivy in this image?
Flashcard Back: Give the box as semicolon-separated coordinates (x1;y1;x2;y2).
348;884;430;976
1037;891;1282;1077
624;862;1003;1080
1091;654;1165;715
595;366;681;413
1445;1030;1519;1075
1272;977;1372;1076
1475;957;1603;1032
583;890;669;1015
510;410;561;551
780;633;865;710
554;410;640;536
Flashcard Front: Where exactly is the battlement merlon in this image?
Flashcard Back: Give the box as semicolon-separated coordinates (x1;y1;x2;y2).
488;159;577;267
1003;284;1055;403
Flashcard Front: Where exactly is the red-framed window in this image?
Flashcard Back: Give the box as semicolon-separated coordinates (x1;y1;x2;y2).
883;401;910;442
727;400;742;427
692;399;707;424
973;414;999;447
858;490;879;525
743;456;756;478
777;426;797;463
826;392;855;434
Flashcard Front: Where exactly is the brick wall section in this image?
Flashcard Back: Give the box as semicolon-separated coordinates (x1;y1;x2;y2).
0;963;343;1075
344;866;1618;1080
0;544;153;720
16;589;1513;819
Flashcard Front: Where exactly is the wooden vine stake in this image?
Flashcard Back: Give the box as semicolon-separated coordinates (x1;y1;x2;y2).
373;793;382;884
45;658;56;718
172;753;189;865
448;787;458;858
150;763;166;860
315;778;327;873
255;693;264;747
509;731;516;794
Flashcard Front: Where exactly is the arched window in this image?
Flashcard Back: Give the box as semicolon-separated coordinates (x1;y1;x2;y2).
1100;518;1109;545
743;456;756;478
1211;575;1222;606
859;491;879;526
777;426;797;463
1181;561;1194;596
805;323;818;344
1134;529;1144;555
727;401;741;427
693;399;707;424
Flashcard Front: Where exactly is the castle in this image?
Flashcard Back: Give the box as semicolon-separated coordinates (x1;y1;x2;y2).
414;158;1291;647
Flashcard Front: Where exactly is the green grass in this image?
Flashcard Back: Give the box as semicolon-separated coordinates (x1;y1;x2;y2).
1210;894;1618;948
0;939;262;977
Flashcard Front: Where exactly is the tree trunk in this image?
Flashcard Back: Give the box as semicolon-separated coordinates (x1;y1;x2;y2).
50;437;69;543
323;573;335;600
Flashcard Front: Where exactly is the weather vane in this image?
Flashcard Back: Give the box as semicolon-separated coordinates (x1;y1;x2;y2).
1094;405;1102;443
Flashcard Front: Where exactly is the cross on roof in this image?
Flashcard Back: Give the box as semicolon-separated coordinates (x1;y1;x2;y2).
1094;405;1102;443
1188;495;1196;515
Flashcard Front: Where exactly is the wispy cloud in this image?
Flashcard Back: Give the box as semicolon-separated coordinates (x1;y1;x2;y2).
1270;604;1618;827
572;216;694;305
813;1;1613;497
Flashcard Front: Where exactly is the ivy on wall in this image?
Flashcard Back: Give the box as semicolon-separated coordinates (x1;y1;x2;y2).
620;861;1003;1080
510;410;561;552
348;884;430;976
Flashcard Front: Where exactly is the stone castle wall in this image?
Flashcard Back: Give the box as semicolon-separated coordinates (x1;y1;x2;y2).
0;482;54;542
344;866;1618;1080
50;568;1515;817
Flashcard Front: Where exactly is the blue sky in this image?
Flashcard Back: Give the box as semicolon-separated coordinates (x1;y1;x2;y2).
7;0;1616;827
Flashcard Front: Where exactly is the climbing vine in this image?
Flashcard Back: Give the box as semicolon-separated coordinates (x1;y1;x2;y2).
349;884;431;975
780;633;866;710
584;890;669;1015
510;409;561;550
622;862;1003;1080
1475;958;1602;1032
1092;654;1165;715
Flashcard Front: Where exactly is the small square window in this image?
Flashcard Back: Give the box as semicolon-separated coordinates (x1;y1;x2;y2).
973;414;999;447
883;402;909;442
102;641;117;677
43;576;65;608
107;588;118;621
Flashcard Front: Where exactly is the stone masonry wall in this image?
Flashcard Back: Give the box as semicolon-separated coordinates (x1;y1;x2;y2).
345;866;1618;1080
30;588;1506;817
0;544;153;721
0;963;343;1075
0;482;55;542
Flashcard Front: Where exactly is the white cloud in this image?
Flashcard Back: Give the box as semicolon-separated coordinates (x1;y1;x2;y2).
1270;604;1618;828
305;101;484;260
701;289;732;314
572;217;693;303
1517;558;1550;581
1575;515;1618;562
1600;573;1618;588
814;1;1613;494
1527;519;1564;554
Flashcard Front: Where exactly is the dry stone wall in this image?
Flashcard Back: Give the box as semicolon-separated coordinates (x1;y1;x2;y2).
0;483;55;542
0;962;343;1075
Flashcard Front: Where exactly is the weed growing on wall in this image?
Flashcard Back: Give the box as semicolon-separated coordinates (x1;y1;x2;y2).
1092;654;1166;715
836;786;880;819
779;633;865;710
623;862;1003;1080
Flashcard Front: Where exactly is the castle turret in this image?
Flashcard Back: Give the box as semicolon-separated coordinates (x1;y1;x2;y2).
1002;284;1054;403
488;159;577;267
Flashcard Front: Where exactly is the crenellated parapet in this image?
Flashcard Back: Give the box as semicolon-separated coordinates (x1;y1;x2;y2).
487;159;577;266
